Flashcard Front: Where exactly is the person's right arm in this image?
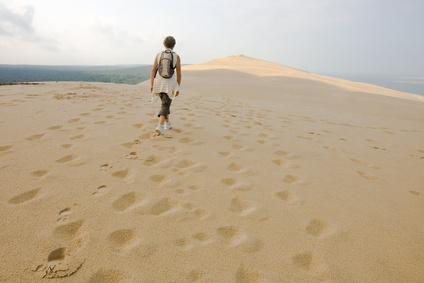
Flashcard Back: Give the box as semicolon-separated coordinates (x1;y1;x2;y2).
175;55;182;96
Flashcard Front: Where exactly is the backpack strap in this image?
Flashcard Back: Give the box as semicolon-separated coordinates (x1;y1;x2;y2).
170;51;175;70
157;51;165;65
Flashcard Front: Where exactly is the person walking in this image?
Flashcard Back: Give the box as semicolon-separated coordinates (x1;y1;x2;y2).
150;36;182;134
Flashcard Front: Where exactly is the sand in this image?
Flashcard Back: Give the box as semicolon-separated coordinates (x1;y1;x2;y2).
0;55;423;282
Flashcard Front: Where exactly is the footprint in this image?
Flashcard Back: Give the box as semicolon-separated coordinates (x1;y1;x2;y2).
182;202;194;209
174;238;192;249
149;174;165;183
61;144;73;149
112;192;136;212
92;185;107;196
121;141;135;149
229;197;254;215
31;169;48;177
143;155;160;166
124;151;138;160
56;154;76;163
235;264;259;283
232;182;253;192
132;123;144;128
48;125;63;130
53;220;83;240
186;270;204;282
409;191;421;197
275;190;297;203
218;151;231;157
286;155;302;160
370;145;387;151
222;178;236;186
0;145;13;152
292;252;312;270
27;133;45;141
239;237;264;253
283;174;299;184
176;159;194;168
59;207;71;215
192;164;208;173
108;229;136;247
57;208;72;223
35;248;85;279
150;198;174;216
232;143;243;149
88;269;126;283
8;188;41;204
69;134;84;140
217;226;240;240
111;169;129;178
305;219;327;237
68;118;80;123
357;171;377;180
228;162;242;172
100;163;112;171
272;159;284;166
192;208;207;218
189;185;200;191
179;137;193;144
47;247;67;262
274;150;288;156
192;232;210;242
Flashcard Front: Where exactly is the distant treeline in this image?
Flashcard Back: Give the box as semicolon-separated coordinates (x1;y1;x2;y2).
0;65;152;85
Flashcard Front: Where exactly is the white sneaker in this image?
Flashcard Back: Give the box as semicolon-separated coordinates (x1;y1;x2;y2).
164;122;173;130
155;125;166;134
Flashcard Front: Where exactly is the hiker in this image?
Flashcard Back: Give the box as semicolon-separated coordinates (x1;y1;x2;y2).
150;36;182;134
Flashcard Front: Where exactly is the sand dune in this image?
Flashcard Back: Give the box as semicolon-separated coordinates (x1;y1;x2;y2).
0;56;423;282
184;55;424;102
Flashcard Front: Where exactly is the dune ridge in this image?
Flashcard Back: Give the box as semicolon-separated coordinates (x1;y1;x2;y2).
184;55;423;102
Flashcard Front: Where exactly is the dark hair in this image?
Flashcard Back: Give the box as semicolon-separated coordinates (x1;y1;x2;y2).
163;36;176;49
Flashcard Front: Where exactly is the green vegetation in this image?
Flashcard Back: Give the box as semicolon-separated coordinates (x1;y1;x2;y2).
0;65;152;85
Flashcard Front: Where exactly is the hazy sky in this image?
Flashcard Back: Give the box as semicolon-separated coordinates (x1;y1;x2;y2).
0;0;423;75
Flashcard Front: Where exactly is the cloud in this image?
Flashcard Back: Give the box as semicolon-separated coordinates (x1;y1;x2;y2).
0;3;59;51
0;3;34;36
93;22;144;47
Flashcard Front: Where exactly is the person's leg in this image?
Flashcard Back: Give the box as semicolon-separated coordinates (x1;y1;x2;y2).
158;93;169;125
166;94;172;119
161;94;171;115
164;94;172;128
156;93;172;133
159;114;166;125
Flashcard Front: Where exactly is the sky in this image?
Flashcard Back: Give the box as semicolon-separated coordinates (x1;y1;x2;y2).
0;0;423;76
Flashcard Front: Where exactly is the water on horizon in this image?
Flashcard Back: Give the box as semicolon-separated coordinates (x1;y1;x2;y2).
326;73;424;96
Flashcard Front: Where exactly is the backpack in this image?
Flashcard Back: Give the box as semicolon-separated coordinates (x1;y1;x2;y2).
157;50;176;79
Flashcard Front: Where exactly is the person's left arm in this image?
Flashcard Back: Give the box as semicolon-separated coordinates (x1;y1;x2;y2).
150;55;159;93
